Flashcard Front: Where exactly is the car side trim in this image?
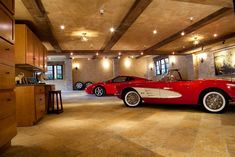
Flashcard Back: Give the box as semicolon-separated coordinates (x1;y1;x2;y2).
133;87;182;98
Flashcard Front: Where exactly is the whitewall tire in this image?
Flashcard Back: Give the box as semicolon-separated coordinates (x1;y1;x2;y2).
124;91;141;107
202;91;227;113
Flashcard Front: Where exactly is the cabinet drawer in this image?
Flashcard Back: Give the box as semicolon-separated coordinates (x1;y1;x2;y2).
0;115;17;147
35;94;45;120
0;5;14;43
0;38;14;66
0;91;15;120
35;86;45;94
0;0;14;14
0;64;15;89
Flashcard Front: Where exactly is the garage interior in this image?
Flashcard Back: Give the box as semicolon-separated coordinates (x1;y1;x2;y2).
0;0;235;157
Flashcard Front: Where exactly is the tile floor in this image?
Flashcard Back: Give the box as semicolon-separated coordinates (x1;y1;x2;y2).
1;91;235;157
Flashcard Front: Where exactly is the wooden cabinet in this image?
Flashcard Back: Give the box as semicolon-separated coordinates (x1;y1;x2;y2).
15;85;46;126
15;24;47;71
0;4;14;44
0;0;14;14
0;1;16;152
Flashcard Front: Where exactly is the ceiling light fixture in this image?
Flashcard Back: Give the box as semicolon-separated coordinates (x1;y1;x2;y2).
189;17;194;22
96;52;99;56
81;32;88;42
153;29;157;34
181;31;185;36
70;52;73;56
117;56;121;59
131;55;134;59
193;36;200;45
140;52;144;55
213;34;218;38
110;27;115;33
118;52;122;56
60;25;65;30
172;51;175;55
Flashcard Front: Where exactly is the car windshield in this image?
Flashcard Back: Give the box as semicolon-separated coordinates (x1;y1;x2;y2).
160;69;182;82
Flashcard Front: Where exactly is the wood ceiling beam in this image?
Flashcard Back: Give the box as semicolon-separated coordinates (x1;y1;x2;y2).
21;0;62;52
101;0;153;52
143;7;232;55
171;0;233;8
48;50;167;56
177;32;235;54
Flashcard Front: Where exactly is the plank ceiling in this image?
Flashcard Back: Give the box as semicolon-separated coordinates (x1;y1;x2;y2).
15;0;235;55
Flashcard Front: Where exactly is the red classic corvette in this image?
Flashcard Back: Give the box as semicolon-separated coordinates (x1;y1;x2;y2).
116;69;235;113
85;76;148;97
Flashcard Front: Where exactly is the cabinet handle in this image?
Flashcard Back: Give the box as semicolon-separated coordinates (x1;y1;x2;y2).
7;98;11;102
5;72;10;74
5;48;10;51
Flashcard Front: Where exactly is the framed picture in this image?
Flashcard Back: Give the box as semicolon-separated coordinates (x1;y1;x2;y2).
214;48;235;76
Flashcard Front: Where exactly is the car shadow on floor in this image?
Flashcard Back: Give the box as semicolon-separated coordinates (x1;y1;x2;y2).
139;103;235;113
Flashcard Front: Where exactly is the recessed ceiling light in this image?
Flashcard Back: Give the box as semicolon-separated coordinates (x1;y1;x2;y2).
99;9;104;15
181;31;185;36
131;55;134;59
96;52;99;56
193;40;199;45
118;52;122;56
189;17;194;21
70;52;73;55
60;25;65;30
117;56;120;59
213;34;218;37
172;52;175;55
110;27;115;33
72;57;75;59
140;52;144;55
153;29;157;34
88;58;91;60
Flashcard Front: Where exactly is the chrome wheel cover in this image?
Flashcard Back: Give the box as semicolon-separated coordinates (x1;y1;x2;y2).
125;91;141;107
203;92;226;112
76;83;83;89
95;87;104;96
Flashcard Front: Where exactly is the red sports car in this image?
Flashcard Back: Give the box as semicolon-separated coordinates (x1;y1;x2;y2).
85;76;148;97
116;69;235;113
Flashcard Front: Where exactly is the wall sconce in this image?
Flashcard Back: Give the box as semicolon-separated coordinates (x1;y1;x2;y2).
102;58;110;70
148;63;154;71
198;53;207;63
124;58;131;68
170;56;176;66
74;63;80;70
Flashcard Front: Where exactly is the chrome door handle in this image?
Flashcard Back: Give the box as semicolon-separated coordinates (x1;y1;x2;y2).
163;87;172;90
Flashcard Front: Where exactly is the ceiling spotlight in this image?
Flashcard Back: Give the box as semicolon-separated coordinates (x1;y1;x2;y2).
213;34;218;38
72;57;75;59
70;52;73;55
60;25;65;30
110;27;115;33
99;9;104;15
118;52;122;56
193;40;200;45
96;52;99;56
153;29;157;34
189;17;194;22
81;32;88;42
117;56;121;59
140;52;144;55
172;51;175;55
88;58;91;60
131;55;134;59
181;31;185;36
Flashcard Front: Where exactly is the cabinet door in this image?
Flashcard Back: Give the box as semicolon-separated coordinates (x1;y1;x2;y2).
39;44;44;70
35;94;45;120
0;91;15;120
26;28;34;66
33;35;40;68
0;64;15;89
0;5;14;43
43;47;48;72
0;0;14;14
0;115;17;148
0;38;14;67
